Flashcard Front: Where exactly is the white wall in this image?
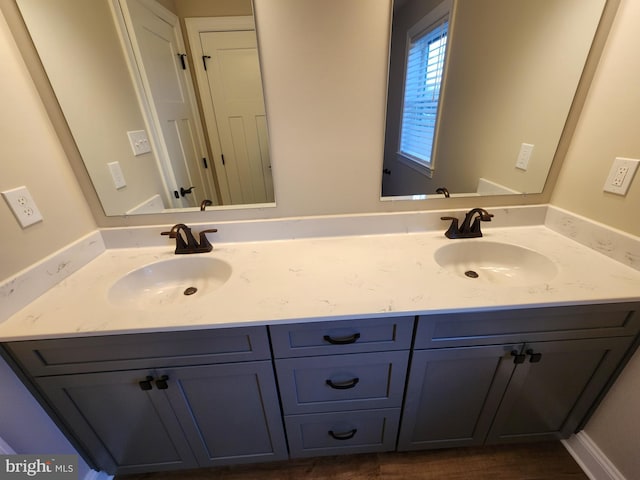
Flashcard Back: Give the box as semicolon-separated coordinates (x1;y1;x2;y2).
253;0;392;217
551;1;640;478
551;1;640;237
0;7;96;280
0;7;95;476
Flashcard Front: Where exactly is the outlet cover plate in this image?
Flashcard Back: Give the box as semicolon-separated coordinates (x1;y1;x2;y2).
516;143;534;171
603;157;639;195
108;161;127;189
2;186;44;228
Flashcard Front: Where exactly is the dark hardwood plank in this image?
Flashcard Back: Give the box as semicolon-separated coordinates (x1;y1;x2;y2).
117;442;588;480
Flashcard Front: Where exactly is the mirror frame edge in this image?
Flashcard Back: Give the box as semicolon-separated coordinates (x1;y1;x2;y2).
0;0;621;227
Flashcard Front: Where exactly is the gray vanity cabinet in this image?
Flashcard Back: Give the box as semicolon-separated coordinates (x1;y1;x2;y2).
485;337;632;444
397;345;517;450
398;304;640;451
3;327;288;476
34;368;198;474
161;361;287;467
269;316;414;458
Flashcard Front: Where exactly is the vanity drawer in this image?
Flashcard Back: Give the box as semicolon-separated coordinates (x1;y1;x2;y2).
5;327;271;376
415;302;640;349
269;316;414;358
275;351;409;414
284;408;401;458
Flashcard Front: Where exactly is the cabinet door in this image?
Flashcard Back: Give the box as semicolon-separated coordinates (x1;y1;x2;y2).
397;345;517;451
36;370;197;475
163;361;288;466
486;337;633;444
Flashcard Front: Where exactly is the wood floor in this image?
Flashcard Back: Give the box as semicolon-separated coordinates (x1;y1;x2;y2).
117;442;589;480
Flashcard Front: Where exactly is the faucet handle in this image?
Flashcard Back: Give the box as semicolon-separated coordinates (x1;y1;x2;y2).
470;212;494;234
440;216;461;239
197;228;218;252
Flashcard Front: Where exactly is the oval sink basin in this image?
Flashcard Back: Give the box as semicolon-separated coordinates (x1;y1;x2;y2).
109;257;232;308
434;241;557;286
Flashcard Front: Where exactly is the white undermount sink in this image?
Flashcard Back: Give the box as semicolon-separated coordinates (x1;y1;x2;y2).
434;241;558;286
108;256;232;308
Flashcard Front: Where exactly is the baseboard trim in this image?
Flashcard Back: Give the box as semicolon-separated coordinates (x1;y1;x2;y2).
563;432;627;480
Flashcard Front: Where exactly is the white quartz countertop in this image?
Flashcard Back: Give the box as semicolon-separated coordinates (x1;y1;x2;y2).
1;225;640;341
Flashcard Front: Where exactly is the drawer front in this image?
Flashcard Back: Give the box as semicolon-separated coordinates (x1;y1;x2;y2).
275;351;409;414
415;303;640;349
284;408;401;458
269;316;414;358
5;327;271;376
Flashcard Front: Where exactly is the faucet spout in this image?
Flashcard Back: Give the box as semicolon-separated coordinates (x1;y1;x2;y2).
161;224;218;254
440;208;493;239
459;208;494;235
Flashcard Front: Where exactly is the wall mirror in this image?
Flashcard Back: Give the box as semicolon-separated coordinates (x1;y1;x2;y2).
16;0;274;216
383;0;607;199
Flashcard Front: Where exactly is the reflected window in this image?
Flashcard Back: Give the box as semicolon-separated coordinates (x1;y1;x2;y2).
399;11;449;176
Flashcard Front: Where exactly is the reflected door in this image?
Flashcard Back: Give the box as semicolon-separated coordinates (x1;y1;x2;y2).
123;0;217;207
199;30;274;205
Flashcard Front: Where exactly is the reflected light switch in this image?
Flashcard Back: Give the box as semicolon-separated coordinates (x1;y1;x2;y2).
127;130;152;156
516;143;534;171
108;161;127;189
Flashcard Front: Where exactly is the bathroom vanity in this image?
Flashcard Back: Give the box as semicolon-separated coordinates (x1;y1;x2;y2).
1;216;640;476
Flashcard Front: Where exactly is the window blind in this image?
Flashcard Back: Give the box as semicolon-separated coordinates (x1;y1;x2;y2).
400;17;449;169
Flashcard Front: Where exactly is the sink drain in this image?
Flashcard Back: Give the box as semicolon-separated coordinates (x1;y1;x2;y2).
465;270;479;279
183;286;198;296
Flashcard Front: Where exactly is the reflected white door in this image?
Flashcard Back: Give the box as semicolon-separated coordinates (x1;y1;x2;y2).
122;0;217;207
199;30;274;204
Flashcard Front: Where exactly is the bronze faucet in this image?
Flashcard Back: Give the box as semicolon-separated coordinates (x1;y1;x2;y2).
441;208;493;239
161;224;218;254
436;187;450;198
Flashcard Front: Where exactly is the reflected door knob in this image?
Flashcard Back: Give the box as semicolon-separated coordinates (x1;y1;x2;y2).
180;186;195;197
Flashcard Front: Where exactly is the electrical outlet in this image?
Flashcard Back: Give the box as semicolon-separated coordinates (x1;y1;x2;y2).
127;130;152;156
515;143;534;171
612;167;629;187
2;186;44;228
603;157;639;195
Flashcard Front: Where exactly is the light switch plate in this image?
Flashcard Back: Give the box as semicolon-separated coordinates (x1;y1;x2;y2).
603;157;639;195
516;143;534;171
127;130;152;156
108;161;127;189
2;186;44;228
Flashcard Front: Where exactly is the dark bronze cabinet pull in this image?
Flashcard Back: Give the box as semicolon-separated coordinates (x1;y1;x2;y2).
323;333;361;345
155;375;169;390
526;349;543;363
326;377;360;390
511;350;526;364
138;376;154;391
328;429;357;441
